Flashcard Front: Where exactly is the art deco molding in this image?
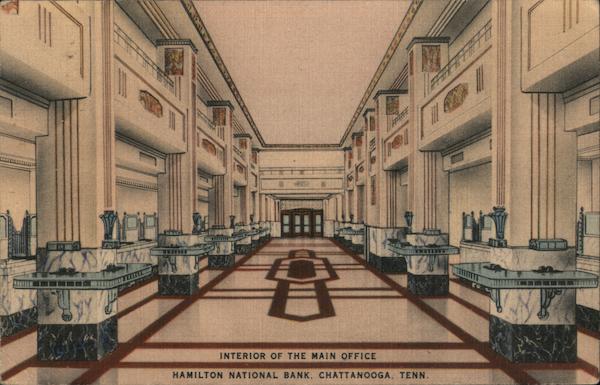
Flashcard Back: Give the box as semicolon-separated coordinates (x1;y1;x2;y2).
115;176;158;191
155;39;198;53
0;153;36;169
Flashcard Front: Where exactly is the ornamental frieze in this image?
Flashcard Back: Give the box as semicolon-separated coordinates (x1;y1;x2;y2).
139;91;163;117
444;83;468;113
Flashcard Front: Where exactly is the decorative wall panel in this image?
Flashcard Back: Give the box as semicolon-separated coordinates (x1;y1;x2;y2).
201;139;216;156
444;83;468;113
164;48;184;76
422;45;441;72
0;0;18;14
213;107;226;126
139;91;163;117
386;96;399;115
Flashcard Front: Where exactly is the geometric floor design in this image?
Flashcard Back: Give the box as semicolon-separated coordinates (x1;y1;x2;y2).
1;238;598;384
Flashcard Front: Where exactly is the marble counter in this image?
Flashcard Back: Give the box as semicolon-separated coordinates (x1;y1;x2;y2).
453;262;598;363
368;227;408;273
39;241;158;273
0;258;37;336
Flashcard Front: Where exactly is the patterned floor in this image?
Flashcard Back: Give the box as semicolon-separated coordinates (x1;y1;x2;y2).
1;238;598;384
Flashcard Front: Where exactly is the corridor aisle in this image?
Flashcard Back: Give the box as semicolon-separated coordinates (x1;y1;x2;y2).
1;239;597;385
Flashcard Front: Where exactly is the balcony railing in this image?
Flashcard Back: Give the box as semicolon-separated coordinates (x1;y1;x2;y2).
431;20;492;91
387;106;409;131
196;109;225;140
233;146;244;159
113;24;175;94
197;109;216;131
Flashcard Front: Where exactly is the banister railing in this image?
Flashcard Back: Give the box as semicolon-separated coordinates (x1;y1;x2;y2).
113;24;175;94
431;20;492;91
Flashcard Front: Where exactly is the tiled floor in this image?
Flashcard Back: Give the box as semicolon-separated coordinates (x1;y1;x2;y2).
1;238;598;385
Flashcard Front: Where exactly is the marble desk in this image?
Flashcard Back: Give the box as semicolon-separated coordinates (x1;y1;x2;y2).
453;262;598;363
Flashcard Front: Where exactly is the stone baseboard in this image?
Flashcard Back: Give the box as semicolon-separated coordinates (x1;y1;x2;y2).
235;244;253;255
159;273;199;296
489;314;576;363
576;304;600;333
37;316;117;361
208;254;235;269
407;273;448;296
349;243;363;254
368;253;407;274
1;307;37;337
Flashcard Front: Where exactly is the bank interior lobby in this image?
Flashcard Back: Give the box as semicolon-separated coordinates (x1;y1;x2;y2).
0;0;599;384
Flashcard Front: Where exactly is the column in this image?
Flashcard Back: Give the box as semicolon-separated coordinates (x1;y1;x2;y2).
206;101;234;223
405;37;454;296
234;133;252;224
364;108;377;227
251;148;260;224
149;40;208;296
342;146;352;224
205;101;236;267
407;37;450;234
34;1;117;361
156;39;198;235
349;132;365;253
270;197;280;237
486;0;578;362
368;91;410;273
259;193;266;223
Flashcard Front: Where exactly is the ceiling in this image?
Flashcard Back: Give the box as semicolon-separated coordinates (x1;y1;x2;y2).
194;0;409;145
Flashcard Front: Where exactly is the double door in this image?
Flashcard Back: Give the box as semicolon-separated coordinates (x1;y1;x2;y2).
281;209;323;238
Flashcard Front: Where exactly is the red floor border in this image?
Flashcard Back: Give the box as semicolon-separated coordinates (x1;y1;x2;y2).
138;341;471;349
330;238;541;385
114;361;496;369
69;240;273;385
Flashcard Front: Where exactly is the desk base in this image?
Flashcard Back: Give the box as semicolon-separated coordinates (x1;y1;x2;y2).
368;253;407;274
490;315;576;363
208;254;235;269
159;273;199;296
1;307;37;337
37;316;117;361
407;273;448;296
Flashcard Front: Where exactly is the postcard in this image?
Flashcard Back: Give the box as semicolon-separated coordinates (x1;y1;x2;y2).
0;1;599;384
